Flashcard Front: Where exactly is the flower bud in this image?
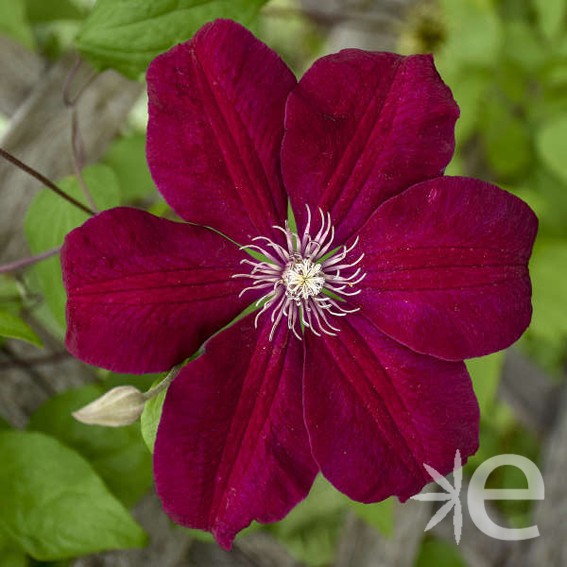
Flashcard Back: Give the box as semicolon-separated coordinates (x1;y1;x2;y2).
72;386;146;427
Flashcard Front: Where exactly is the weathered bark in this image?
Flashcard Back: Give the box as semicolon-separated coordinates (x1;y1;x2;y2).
335;501;431;567
0;37;44;117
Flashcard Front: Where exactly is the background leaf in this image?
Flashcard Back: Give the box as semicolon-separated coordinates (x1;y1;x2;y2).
76;0;269;78
415;538;467;567
536;114;567;185
348;498;394;537
102;134;156;203
28;385;153;507
269;476;345;567
466;351;504;415
438;0;501;67
528;238;567;341
533;0;566;43
0;310;42;347
24;165;120;333
0;431;146;561
0;0;34;49
25;0;85;23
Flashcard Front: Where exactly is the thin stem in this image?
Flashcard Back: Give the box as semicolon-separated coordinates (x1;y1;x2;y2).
0;147;95;216
62;55;98;107
143;363;184;401
71;110;97;212
0;247;61;274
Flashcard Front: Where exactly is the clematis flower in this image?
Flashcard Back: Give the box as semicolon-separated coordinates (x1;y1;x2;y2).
61;19;537;549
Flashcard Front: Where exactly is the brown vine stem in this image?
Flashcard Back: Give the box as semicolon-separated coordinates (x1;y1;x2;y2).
0;247;61;274
63;55;99;213
0;147;95;216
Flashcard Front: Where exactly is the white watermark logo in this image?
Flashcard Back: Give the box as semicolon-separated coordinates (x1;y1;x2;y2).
411;451;545;543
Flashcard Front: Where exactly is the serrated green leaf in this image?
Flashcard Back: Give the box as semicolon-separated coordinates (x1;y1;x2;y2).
0;431;147;561
0;310;42;347
140;379;167;452
102;134;155;203
536;114;567;184
76;0;268;79
28;385;152;507
24;165;120;332
0;0;34;49
533;0;566;42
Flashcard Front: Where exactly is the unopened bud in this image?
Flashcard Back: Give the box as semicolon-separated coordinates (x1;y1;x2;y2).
73;386;146;427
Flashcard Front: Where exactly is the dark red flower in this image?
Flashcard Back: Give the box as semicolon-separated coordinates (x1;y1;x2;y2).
61;20;537;549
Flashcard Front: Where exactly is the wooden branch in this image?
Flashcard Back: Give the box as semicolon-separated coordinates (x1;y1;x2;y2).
521;383;567;566
0;54;141;426
0;53;141;263
499;348;561;437
335;501;430;567
0;37;44;117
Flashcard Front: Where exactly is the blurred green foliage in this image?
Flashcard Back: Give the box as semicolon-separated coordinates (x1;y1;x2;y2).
0;0;566;565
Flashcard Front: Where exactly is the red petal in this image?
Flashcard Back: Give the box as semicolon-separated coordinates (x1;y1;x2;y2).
283;51;458;242
355;177;538;360
147;19;294;244
154;315;317;549
62;208;250;373
303;315;479;503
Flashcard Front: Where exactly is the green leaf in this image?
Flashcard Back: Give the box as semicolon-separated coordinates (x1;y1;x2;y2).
533;0;566;42
536;114;567;184
0;431;147;561
502;21;547;73
0;545;27;567
443;67;489;143
0;416;11;430
529;238;567;341
0;275;23;312
25;0;85;22
348;498;394;537
140;379;167;452
415;538;467;567
102;134;155;203
0;310;42;347
24;165;120;332
28;385;152;507
466;351;504;415
481;96;532;179
76;0;269;79
0;0;34;49
438;0;502;67
269;476;345;567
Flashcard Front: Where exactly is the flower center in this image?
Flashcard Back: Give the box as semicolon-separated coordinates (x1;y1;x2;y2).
283;257;325;300
233;207;366;340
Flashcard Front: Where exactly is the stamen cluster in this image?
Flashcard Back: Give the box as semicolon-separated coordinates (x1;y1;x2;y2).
234;208;366;340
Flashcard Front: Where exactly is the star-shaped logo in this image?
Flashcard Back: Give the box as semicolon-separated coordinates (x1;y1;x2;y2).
411;450;463;544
